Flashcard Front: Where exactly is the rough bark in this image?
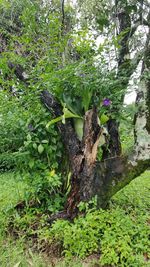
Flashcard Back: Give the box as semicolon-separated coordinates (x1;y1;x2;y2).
41;90;81;171
66;107;102;217
102;119;122;159
133;27;150;161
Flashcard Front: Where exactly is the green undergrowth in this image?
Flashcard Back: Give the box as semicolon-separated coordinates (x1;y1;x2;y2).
0;172;26;232
0;171;150;267
0;172;48;267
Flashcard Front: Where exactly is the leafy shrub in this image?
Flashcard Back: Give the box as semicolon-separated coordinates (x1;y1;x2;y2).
0;92;27;154
99;209;149;267
0;82;65;207
0;153;16;172
39;206;150;266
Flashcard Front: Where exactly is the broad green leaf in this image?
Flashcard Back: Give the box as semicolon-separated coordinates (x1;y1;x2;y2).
27;134;31;141
100;114;109;124
33;143;37;149
41;140;49;143
29;159;34;168
38;144;44;154
46;107;81;128
74;118;84;140
63;106;81;119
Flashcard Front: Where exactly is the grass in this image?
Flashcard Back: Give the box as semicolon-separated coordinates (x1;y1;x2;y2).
0;170;149;266
0;172;48;267
0;172;25;220
111;170;150;212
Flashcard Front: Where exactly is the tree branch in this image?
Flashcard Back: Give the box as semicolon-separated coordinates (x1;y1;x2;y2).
61;0;65;27
94;156;150;208
61;0;65;34
41;90;81;171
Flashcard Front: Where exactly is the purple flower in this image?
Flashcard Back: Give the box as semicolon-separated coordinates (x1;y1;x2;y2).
102;98;111;106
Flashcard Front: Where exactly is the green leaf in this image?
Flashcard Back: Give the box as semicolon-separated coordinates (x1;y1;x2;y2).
33;143;37;149
46;116;63;128
82;90;92;112
63;106;81;119
100;114;109;124
46;106;81;128
27;134;31;141
125;5;137;14
29;159;34;168
74;118;84;140
38;144;44;154
41;140;49;143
